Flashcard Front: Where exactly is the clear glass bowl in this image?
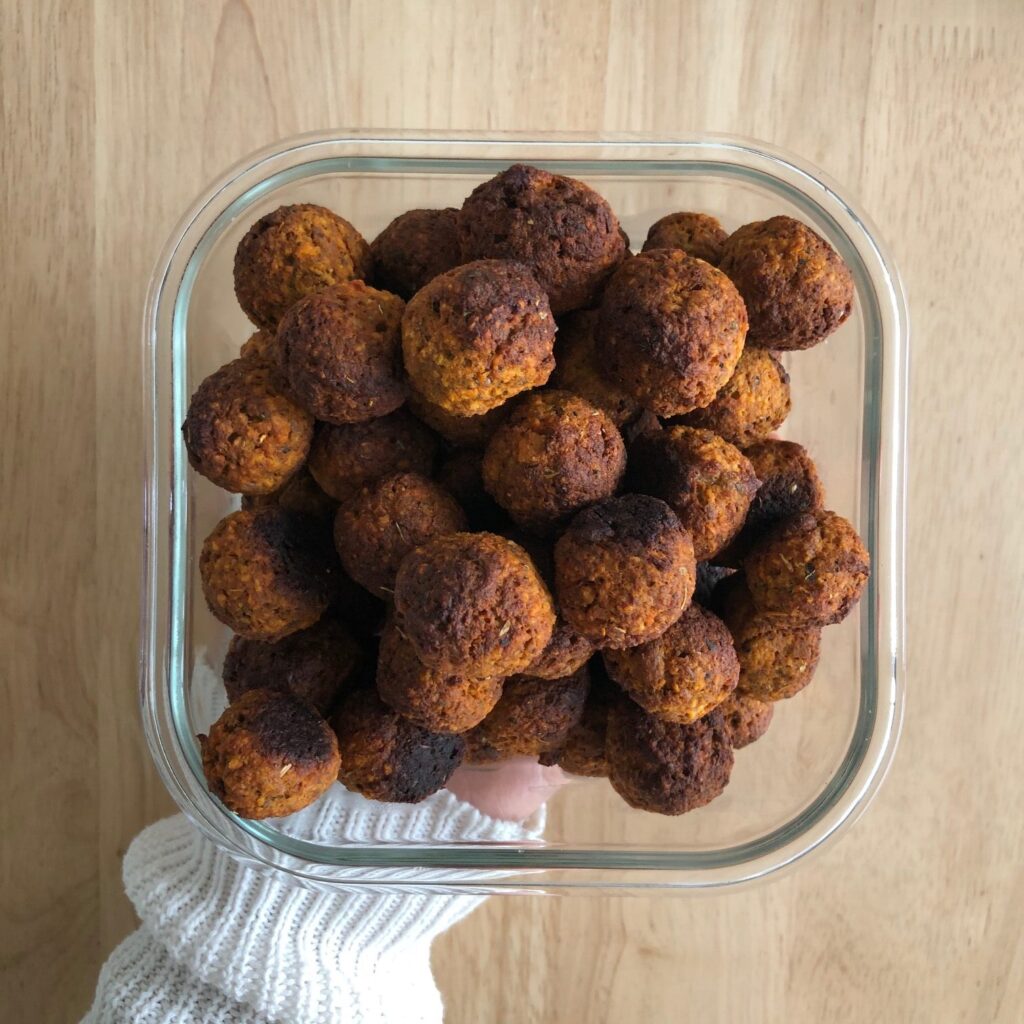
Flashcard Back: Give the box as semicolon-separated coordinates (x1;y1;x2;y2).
141;132;908;893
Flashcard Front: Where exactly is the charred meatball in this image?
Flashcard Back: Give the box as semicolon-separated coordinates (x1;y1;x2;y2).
222;616;361;715
306;410;437;502
550;310;641;427
407;385;512;448
375;620;503;733
370;208;462;299
603;603;739;724
482;390;626;533
275;280;406;424
200;688;340;819
199;507;334;641
554;494;696;649
718;692;774;749
458;164;626;315
681;347;791;447
464;667;590;763
331;688;464;803
234;203;372;330
719;216;854;350
394;532;556;680
183;357;314;495
641;211;728;264
745;510;870;626
401;259;555;416
628;425;759;562
597;249;748;417
607;700;733;815
333;472;467;598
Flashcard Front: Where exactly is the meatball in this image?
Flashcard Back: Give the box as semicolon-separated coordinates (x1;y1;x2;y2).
199;507;335;641
199;688;340;819
233;203;372;330
333;471;467;598
603;603;739;724
275;280;406;424
628;425;759;562
464;667;590;764
306;410;437;502
242;466;339;525
436;450;510;531
458;163;626;315
554;494;696;649
375;620;503;733
597;249;748;417
641;211;728;264
719;215;854;350
394;532;556;680
331;688;464;803
607;700;734;815
540;666;615;777
680;348;791;447
745;510;870;626
719;693;774;749
239;328;281;364
482;390;627;533
369;208;462;299
183;357;314;495
407;385;511;448
716;575;822;701
550;310;641;427
222;616;362;715
401;259;555;416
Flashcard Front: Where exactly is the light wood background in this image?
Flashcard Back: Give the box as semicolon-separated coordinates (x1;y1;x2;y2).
3;1;1023;1021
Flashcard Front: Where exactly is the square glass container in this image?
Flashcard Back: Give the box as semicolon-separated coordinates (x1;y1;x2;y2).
142;132;908;893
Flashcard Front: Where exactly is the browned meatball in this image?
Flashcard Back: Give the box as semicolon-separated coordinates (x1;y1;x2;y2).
550;310;641;427
333;472;467;598
331;688;464;803
242;466;339;525
239;328;280;364
718;692;774;749
554;494;696;650
370;208;462;299
435;450;510;531
597;250;748;417
276;280;406;424
199;507;335;641
183;357;314;495
482;390;626;534
539;665;615;777
464;667;590;763
680;348;791;447
719;216;854;350
222;617;362;714
458;164;626;315
745;510;870;626
402;259;555;416
628;425;759;561
607;700;733;815
306;411;438;502
603;603;739;724
233;203;372;330
641;211;728;264
199;688;340;819
407;385;512;448
375;620;503;733
716;576;822;700
394;532;556;680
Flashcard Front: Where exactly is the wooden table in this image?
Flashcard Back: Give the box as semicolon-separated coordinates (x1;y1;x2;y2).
3;2;1022;1020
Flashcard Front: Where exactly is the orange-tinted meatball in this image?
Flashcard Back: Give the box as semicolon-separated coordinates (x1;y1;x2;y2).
199;507;335;641
276;280;406;424
183;357;314;495
233;203;372;330
200;688;340;819
719;216;854;350
458;164;626;315
554;494;696;649
597;249;748;417
641;211;728;264
401;259;555;416
718;692;774;749
370;208;462;299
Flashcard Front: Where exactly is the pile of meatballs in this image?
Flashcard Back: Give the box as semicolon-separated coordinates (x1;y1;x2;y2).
186;163;869;822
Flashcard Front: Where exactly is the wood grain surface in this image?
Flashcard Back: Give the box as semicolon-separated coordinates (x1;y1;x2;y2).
2;1;1022;1021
